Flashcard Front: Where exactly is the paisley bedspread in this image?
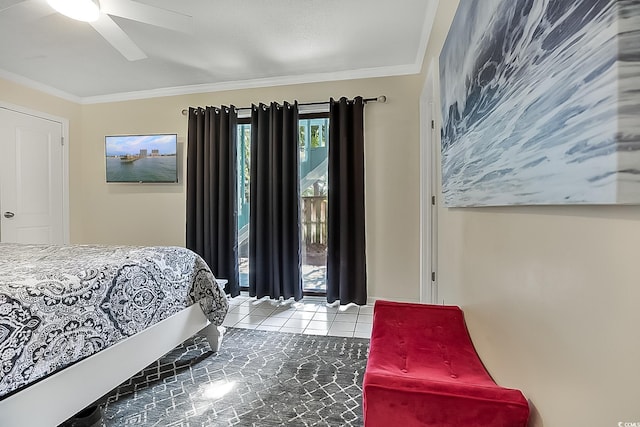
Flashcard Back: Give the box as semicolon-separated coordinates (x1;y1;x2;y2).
0;243;229;399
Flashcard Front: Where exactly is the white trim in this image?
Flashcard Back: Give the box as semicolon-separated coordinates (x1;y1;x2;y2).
419;61;438;304
80;64;421;104
0;102;70;245
430;66;439;305
0;304;212;427
1;63;420;105
0;69;81;104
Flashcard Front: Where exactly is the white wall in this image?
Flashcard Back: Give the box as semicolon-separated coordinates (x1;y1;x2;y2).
424;2;640;426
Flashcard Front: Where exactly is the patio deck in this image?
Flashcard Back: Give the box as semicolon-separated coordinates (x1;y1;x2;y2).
239;258;326;293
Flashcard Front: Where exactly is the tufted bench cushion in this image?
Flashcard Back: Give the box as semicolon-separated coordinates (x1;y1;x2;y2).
362;300;529;426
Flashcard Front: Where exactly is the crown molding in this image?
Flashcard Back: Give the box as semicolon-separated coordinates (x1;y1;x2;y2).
79;63;421;104
0;68;81;104
1;62;421;106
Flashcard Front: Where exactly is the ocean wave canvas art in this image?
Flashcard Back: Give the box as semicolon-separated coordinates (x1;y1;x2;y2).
439;0;640;206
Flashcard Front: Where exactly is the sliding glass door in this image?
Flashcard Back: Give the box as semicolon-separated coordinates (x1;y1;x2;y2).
298;116;328;293
237;122;251;288
237;115;329;294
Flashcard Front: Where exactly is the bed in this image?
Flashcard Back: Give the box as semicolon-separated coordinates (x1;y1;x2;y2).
0;243;229;427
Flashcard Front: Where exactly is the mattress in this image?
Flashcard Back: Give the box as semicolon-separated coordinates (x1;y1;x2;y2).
0;243;228;399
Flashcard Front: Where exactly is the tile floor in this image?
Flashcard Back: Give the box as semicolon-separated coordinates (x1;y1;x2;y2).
222;292;373;339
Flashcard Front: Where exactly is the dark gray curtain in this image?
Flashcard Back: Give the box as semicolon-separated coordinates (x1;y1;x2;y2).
186;106;240;297
249;102;303;301
327;97;367;305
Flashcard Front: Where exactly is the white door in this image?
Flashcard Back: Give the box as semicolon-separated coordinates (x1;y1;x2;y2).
0;108;64;244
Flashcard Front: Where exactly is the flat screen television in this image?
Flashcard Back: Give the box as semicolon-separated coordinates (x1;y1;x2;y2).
105;134;178;183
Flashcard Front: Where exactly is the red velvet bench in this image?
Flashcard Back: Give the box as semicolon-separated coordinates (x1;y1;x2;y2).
363;300;529;426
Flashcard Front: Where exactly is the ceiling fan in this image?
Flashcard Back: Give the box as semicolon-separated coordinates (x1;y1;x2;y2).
0;0;193;61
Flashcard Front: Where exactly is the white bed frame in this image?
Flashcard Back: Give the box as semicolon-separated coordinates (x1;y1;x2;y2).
0;303;225;427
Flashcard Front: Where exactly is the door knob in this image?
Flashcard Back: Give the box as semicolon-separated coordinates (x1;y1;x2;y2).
3;212;14;218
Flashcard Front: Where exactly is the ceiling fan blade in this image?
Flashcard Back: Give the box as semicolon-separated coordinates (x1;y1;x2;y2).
100;0;193;34
90;14;146;61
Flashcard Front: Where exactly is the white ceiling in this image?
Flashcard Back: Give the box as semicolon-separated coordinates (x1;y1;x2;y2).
0;0;438;103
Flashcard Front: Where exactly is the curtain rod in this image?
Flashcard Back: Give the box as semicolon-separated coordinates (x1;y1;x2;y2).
180;95;386;116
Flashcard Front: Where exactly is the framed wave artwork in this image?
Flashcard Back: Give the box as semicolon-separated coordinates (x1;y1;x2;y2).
439;0;640;206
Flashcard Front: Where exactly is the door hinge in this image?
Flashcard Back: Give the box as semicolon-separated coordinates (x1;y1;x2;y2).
61;136;64;146
431;120;435;129
431;271;436;282
431;195;436;206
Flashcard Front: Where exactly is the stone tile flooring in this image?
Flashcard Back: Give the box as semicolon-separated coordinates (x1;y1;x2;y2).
222;293;373;339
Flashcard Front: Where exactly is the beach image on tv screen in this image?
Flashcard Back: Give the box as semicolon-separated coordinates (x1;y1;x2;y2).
105;134;177;183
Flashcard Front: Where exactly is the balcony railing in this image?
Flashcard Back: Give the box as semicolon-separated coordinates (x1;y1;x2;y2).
302;196;327;246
